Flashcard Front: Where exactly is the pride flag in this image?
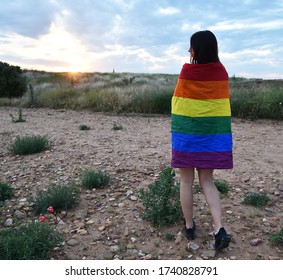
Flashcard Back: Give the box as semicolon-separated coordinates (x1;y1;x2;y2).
171;62;233;169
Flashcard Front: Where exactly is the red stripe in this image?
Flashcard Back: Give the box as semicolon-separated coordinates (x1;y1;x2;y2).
179;62;228;81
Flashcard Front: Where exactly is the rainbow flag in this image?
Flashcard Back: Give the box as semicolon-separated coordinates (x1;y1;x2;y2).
171;62;233;169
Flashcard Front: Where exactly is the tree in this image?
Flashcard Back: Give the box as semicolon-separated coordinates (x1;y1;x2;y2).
0;61;27;98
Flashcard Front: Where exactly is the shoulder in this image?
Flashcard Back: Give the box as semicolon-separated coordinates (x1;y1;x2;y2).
179;62;228;81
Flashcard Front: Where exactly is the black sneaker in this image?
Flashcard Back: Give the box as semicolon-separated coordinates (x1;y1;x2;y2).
183;220;196;240
214;227;231;250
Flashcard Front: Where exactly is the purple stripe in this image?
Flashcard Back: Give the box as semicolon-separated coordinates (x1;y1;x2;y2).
171;150;233;169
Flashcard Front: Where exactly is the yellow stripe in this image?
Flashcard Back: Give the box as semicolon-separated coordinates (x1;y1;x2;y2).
171;96;231;117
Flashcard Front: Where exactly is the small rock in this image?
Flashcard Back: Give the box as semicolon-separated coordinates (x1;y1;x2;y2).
77;229;88;235
143;254;152;260
14;210;27;219
98;226;106;231
187;242;200;251
201;250;216;259
130;195;138;201
110;245;120;253
250;238;262;246
4;218;13;227
124;227;129;236
86;219;95;225
67;239;79;246
175;235;182;244
131;237;137;243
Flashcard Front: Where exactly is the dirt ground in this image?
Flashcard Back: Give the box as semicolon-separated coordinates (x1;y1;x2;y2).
0;107;282;260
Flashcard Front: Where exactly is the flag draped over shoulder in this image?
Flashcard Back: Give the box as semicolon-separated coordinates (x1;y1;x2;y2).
171;62;233;169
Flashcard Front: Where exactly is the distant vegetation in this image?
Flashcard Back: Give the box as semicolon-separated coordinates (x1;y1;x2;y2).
0;61;27;98
0;63;282;120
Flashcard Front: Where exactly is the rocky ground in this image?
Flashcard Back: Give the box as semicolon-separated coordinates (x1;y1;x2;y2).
0;107;282;260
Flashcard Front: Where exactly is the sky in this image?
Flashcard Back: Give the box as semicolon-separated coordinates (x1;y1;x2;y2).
1;0;283;79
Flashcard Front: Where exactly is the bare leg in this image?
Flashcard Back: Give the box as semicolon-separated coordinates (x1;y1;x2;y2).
179;168;195;228
198;169;223;233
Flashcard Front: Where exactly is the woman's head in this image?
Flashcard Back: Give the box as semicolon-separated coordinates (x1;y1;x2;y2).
189;30;220;64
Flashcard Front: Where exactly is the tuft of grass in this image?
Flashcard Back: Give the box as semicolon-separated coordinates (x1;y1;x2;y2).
139;167;182;227
112;123;123;130
31;184;80;214
164;232;175;241
0;222;63;260
79;124;90;130
81;170;111;189
0;181;13;201
243;192;270;208
10;135;51;155
215;179;229;195
269;227;283;247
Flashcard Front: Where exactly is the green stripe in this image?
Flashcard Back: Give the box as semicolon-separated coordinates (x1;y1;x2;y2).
171;114;231;135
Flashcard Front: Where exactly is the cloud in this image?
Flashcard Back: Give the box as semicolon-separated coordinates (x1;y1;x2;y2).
210;19;283;31
0;0;57;37
157;7;180;15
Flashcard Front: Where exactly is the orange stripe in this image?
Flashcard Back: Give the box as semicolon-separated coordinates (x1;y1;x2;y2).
174;79;229;99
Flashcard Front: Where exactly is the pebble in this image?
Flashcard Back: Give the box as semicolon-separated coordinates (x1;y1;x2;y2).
67;239;79;246
4;218;13;227
187;242;200;251
250;238;262;246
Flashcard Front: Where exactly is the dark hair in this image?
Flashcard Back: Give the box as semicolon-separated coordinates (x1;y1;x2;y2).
190;30;220;64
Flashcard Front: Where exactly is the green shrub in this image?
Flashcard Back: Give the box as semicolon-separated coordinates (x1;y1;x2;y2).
79;124;90;130
230;85;283;120
10;135;51;155
0;222;63;259
243;192;269;208
112;123;123;130
0;61;27;99
215;179;229;195
0;181;13;201
31;184;80;214
36;88;80;109
269;227;283;247
81;170;111;189
164;232;175;241
139;167;182;227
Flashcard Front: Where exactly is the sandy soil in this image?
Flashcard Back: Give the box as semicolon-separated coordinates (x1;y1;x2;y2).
0;107;282;260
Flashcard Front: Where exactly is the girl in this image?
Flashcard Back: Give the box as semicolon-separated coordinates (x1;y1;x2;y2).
171;30;232;250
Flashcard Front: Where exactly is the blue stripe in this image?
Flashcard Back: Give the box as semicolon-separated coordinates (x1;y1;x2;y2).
172;131;232;152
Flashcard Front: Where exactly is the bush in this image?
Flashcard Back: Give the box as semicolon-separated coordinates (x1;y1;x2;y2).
31;184;80;214
0;61;27;99
0;181;13;201
269;227;283;247
230;84;283;120
10;135;51;155
112;123;123;130
36;88;80;109
81;170;111;189
215;179;229;195
0;222;63;259
243;192;269;208
79;124;90;130
139;167;182;227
